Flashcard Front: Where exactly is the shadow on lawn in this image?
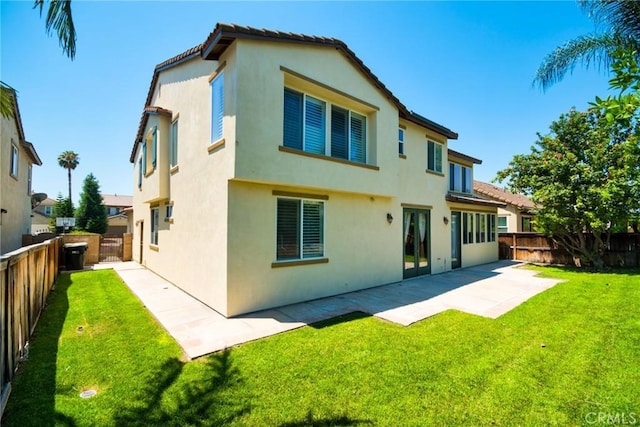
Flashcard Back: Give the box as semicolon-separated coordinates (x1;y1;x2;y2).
2;273;76;427
113;349;249;426
279;410;373;427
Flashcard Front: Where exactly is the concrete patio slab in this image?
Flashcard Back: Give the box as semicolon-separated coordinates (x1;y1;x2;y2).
95;260;562;359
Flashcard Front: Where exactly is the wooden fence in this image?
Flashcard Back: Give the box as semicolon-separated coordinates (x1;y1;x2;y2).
499;232;640;267
0;237;61;417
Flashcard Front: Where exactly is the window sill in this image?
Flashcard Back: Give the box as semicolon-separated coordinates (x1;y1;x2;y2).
399;154;407;159
149;244;159;252
144;167;155;178
425;169;444;177
170;165;179;175
271;257;329;268
208;138;225;153
279;146;379;171
164;218;174;224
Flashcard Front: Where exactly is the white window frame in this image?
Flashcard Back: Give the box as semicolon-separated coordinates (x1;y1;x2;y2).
427;140;443;173
170;118;178;167
449;162;472;194
150;207;159;245
10;142;18;178
283;87;368;164
276;197;325;261
211;72;224;143
498;215;508;233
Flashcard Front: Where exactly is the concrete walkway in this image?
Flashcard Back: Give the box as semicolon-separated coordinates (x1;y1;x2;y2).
94;260;562;359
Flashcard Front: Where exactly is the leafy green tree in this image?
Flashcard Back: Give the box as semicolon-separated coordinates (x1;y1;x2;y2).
535;0;640;90
496;108;640;268
75;173;107;234
1;0;76;118
51;192;75;233
58;150;79;203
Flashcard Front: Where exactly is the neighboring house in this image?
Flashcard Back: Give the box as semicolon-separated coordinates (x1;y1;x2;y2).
1;91;43;254
31;197;56;234
102;194;133;235
473;180;536;233
130;23;502;317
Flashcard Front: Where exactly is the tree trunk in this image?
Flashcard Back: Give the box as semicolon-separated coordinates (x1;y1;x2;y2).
67;167;72;204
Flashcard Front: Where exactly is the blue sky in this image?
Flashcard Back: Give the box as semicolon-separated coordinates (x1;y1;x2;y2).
1;1;612;203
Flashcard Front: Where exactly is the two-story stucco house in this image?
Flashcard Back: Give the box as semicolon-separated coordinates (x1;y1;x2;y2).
1;90;43;254
130;24;503;317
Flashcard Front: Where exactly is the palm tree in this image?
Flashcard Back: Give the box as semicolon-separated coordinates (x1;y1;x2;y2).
1;0;76;118
58;151;79;203
535;0;640;90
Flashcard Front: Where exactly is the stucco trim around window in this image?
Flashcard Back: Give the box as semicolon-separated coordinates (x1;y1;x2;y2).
272;190;329;201
425;169;444;177
208;138;225;153
280;66;379;112
278;146;380;171
208;61;227;83
271;258;329;268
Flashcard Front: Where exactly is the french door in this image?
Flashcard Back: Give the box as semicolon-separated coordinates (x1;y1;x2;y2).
451;211;461;269
403;208;431;278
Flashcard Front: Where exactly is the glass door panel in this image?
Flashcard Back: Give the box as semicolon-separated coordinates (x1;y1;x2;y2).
451;211;461;269
403;208;431;278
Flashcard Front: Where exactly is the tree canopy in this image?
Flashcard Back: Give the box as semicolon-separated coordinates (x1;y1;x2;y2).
500;49;640;268
535;0;640;90
75;173;108;234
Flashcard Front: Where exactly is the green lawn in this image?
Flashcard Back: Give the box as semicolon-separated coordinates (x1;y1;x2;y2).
3;267;639;426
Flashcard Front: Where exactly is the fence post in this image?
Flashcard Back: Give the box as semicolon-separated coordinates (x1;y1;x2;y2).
512;233;516;260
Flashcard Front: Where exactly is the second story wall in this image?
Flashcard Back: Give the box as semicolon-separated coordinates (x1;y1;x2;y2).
233;40;402;197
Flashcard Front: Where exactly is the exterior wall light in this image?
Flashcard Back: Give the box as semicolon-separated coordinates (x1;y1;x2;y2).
443;216;449;225
386;213;393;224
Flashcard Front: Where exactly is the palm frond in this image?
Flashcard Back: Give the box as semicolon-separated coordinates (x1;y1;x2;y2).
33;0;76;60
533;32;640;91
0;81;16;119
580;0;640;40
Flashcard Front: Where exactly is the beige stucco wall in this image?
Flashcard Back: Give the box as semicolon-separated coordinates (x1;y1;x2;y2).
131;37;498;316
498;205;535;233
1;118;33;254
131;47;235;314
226;181;400;316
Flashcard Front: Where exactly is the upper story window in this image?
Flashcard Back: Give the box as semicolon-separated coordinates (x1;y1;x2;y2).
10;141;18;178
283;88;367;164
427;140;443;173
27;165;32;194
151;127;157;168
138;157;143;189
44;206;53;216
449;162;472;193
398;128;405;155
211;72;224;143
141;142;147;175
107;207;120;216
170;119;178;168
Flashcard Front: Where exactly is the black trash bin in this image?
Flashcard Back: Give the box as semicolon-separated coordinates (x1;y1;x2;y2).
63;242;88;270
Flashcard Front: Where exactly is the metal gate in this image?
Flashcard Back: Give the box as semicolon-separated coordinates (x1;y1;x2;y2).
99;234;123;262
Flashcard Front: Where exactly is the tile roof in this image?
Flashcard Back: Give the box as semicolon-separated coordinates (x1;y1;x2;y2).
6;88;42;165
130;23;459;162
473;180;535;211
448;148;482;165
102;194;133;207
445;192;506;208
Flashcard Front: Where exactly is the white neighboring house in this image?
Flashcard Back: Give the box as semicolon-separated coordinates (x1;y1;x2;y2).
130;23;503;317
1;91;43;254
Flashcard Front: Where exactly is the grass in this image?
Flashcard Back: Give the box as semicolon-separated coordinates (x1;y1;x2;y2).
3;267;639;426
